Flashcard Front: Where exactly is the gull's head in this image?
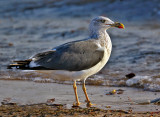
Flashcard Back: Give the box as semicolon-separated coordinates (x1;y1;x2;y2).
89;16;124;33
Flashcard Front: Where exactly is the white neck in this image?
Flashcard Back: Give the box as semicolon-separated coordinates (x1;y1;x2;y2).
89;27;112;51
89;27;109;39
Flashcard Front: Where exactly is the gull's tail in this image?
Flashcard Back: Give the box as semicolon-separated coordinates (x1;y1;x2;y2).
7;59;32;70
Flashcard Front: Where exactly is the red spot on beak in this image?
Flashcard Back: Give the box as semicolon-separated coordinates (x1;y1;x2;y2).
118;25;124;29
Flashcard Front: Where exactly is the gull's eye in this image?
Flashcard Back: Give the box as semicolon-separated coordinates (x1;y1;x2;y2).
100;19;105;23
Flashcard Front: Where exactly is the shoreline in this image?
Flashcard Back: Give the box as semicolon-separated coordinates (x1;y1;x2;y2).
0;80;159;112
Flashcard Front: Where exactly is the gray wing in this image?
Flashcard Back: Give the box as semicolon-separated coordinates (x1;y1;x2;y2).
31;39;104;71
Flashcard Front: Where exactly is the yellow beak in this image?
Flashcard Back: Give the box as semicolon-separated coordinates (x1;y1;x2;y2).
111;22;125;29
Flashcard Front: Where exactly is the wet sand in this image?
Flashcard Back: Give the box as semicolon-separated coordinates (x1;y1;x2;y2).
0;80;159;116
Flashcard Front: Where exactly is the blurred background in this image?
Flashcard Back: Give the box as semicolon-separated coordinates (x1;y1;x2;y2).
0;0;160;91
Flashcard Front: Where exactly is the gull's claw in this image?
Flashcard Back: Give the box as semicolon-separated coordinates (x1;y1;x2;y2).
86;101;96;107
73;102;81;107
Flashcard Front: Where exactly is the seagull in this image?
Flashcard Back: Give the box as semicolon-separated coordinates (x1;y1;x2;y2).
8;16;124;107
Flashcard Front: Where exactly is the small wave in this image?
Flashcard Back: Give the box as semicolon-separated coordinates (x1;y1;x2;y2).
0;71;160;92
126;76;160;91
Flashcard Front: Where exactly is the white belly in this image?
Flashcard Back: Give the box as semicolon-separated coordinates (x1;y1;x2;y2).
37;48;111;81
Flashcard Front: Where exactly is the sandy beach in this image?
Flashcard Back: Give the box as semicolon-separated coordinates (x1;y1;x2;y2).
0;80;160;116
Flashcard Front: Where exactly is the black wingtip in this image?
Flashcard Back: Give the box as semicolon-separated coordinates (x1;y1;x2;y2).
7;59;32;69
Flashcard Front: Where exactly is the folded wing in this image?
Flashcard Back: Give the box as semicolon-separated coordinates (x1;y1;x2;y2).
31;39;104;71
8;39;104;71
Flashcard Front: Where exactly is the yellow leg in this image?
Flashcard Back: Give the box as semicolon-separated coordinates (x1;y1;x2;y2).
82;80;93;107
73;81;80;106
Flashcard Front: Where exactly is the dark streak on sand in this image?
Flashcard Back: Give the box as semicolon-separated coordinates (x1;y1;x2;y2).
0;103;159;117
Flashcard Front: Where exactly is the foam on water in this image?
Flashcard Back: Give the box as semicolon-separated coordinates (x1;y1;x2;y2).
126;76;151;86
126;76;160;91
0;71;159;92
